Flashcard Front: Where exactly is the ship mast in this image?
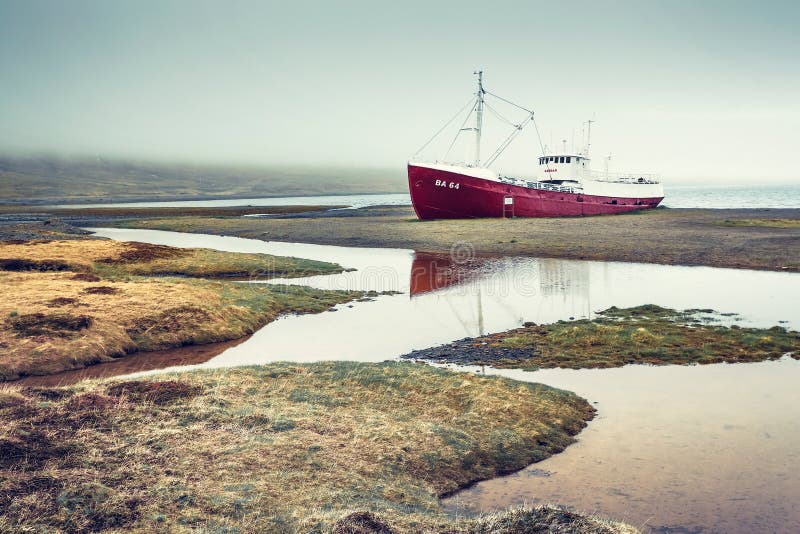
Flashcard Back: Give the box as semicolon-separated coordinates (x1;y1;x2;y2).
474;70;485;166
584;118;594;156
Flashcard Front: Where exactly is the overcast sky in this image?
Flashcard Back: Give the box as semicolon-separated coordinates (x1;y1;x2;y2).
1;0;798;183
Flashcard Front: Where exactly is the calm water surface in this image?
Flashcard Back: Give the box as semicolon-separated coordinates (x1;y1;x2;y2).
447;359;800;534
53;193;410;209
85;228;800;533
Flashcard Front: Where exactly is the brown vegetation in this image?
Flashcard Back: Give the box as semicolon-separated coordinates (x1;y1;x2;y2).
0;258;73;272
0;362;635;533
96;241;185;263
0;238;343;279
0;239;354;380
8;313;93;337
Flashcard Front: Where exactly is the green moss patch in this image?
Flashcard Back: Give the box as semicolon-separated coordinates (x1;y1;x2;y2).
405;305;799;369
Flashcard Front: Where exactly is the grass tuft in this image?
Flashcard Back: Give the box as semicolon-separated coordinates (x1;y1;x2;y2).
106;380;203;404
8;312;93;337
0;257;73;272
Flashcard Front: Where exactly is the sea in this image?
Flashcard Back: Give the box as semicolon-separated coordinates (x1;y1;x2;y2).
51;184;798;210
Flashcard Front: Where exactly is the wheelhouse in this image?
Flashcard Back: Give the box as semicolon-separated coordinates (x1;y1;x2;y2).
537;154;588;182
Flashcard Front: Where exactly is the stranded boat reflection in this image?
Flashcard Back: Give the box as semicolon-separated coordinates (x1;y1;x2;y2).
409;251;492;296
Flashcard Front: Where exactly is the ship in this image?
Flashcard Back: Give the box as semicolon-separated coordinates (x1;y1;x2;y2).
408;72;664;220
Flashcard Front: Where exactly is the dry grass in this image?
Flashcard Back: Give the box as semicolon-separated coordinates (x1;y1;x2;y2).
0;240;355;380
0;239;343;279
0;270;357;380
0;362;634;533
409;304;800;370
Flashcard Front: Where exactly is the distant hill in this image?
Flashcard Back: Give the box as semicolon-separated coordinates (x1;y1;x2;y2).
0;155;407;204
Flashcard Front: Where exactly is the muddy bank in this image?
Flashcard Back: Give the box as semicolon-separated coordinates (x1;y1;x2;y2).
102;205;800;272
12;336;251;387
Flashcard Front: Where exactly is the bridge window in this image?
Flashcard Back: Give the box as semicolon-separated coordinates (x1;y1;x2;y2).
559;156;565;163
566;156;571;163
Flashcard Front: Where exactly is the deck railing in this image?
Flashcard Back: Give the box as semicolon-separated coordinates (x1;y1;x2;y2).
499;176;580;193
527;181;579;193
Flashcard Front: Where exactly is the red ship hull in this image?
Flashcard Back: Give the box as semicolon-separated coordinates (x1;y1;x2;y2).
408;164;664;220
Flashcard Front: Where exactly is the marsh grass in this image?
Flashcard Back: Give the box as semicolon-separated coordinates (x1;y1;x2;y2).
471;304;799;369
0;240;354;380
0;362;633;533
1;239;343;280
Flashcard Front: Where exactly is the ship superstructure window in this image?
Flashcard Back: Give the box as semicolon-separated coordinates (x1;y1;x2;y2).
559;157;565;163
566;157;571;163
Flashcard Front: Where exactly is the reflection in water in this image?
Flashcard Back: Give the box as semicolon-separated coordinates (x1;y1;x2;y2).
409;252;491;296
410;252;494;336
538;258;590;298
81;228;800;534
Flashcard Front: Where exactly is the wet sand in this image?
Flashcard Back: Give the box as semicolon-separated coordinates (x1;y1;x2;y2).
104;206;800;272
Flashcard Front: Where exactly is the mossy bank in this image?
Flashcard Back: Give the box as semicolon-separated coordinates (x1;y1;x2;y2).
0;361;636;533
404;305;800;370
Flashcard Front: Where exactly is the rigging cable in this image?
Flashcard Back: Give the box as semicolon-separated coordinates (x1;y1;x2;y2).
481;92;535;167
484;90;533;114
483;111;534;167
412;95;479;159
486;89;553;173
483;100;517;128
531;114;550;167
443;96;479;162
